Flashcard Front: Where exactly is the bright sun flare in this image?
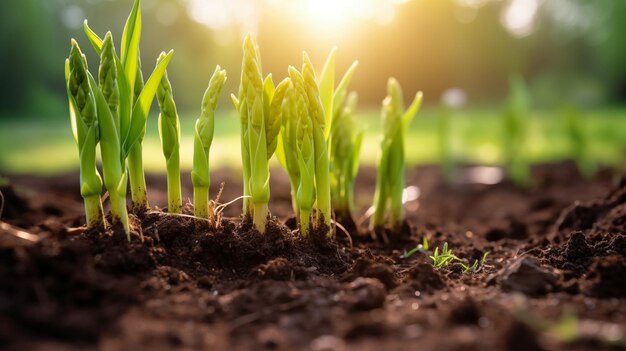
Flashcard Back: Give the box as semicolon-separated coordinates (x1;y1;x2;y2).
187;0;407;35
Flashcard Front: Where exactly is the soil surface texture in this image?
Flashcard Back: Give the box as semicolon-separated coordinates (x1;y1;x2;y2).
1;162;625;351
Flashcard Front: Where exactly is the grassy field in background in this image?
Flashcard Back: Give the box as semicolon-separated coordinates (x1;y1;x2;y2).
0;107;624;175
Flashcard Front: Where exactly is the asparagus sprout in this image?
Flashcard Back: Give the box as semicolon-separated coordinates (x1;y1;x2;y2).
276;50;358;237
503;75;531;187
232;35;287;233
92;33;129;234
302;53;332;234
79;0;173;238
127;53;148;211
65;40;105;229
192;66;227;223
84;0;171;212
330;91;362;228
371;78;423;235
317;48;359;232
156;52;182;213
275;81;301;216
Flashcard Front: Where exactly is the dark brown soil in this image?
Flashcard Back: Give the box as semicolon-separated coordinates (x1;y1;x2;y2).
1;162;625;350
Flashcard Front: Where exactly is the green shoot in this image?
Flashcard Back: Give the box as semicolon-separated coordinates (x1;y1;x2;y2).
79;0;173;237
302;53;332;235
92;33;129;234
281;67;317;236
503;75;531;187
330;92;362;227
371;78;423;234
84;0;172;212
277;48;358;236
459;251;489;273
192;66;227;223
429;242;462;269
400;237;429;259
275;83;301;216
403;239;489;273
156;52;182;213
65;40;105;229
318;49;360;229
232;35;287;233
561;105;595;177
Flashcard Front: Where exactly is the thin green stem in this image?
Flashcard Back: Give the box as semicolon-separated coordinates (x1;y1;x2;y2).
300;208;311;237
312;126;331;233
194;186;208;219
253;202;268;233
109;191;130;235
84;194;104;228
128;143;148;210
166;157;181;213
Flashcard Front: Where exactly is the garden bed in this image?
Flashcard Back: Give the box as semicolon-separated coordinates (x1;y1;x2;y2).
1;161;625;350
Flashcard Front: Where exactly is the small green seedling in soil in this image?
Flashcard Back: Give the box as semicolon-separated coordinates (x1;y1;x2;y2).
459;251;489;273
503;75;531;187
561;105;595;178
429;242;462;269
231;35;288;234
156;52;182;213
371;78;423;236
192;66;227;224
400;237;429;259
65;41;105;229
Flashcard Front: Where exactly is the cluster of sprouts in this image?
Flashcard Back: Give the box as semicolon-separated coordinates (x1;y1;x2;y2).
67;0;421;240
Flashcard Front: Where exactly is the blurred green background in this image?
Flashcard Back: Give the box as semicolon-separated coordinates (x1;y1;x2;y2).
0;0;625;174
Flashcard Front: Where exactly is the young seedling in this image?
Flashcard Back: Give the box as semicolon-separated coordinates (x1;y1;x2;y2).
400;237;429;259
93;33;129;233
371;78;423;236
429;242;462;269
277;49;358;236
231;35;288;233
192;66;227;223
65;41;105;229
459;251;489;273
84;0;172;212
316;48;360;229
301;53;332;234
77;0;173;238
156;52;182;213
278;68;318;236
503;75;531;187
330;92;362;228
561;105;595;177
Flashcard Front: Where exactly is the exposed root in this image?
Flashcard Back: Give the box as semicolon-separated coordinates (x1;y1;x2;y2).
331;218;353;248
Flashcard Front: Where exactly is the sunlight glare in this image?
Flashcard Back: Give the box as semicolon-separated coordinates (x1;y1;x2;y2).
501;0;540;37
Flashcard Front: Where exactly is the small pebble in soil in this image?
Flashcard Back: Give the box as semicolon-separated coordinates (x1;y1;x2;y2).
496;256;559;296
